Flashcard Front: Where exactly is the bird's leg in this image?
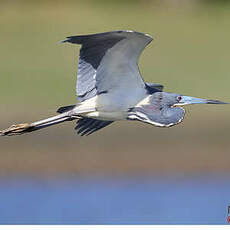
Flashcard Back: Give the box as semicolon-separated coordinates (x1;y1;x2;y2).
0;123;32;136
0;112;77;136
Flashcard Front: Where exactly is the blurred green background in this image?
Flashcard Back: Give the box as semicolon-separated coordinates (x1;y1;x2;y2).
0;0;229;177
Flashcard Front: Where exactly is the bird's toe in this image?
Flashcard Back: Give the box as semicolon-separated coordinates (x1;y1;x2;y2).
0;123;32;136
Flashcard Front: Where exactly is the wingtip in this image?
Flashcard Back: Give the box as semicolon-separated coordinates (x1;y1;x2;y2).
124;30;153;40
57;38;71;45
146;34;154;40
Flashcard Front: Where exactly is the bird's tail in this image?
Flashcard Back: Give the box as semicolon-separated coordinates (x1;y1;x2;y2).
0;111;77;136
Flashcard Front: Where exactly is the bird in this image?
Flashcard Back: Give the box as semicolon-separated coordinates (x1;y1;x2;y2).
0;30;227;136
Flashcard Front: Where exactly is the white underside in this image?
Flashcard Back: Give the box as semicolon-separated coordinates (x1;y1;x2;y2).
72;87;147;121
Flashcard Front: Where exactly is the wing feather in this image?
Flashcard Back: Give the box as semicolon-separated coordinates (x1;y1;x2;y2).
61;30;153;102
75;118;113;136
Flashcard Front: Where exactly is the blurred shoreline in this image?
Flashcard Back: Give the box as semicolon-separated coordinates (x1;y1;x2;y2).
0;0;229;177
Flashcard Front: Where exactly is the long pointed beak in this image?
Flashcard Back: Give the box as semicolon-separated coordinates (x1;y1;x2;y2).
178;96;228;105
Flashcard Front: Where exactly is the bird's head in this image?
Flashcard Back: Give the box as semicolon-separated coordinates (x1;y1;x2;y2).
171;94;227;107
153;92;227;107
150;92;227;108
129;92;227;128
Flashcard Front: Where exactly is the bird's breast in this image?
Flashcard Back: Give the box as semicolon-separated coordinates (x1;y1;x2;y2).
85;111;128;121
75;87;148;121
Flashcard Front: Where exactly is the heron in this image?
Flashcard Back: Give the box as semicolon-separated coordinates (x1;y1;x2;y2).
0;30;227;136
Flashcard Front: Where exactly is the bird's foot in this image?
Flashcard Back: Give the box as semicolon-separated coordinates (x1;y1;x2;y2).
0;123;32;136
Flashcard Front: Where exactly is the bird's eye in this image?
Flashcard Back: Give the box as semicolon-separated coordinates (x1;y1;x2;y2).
177;96;182;101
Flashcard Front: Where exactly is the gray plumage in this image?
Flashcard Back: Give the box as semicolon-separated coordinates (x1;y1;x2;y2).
0;30;227;137
75;118;113;136
62;31;152;102
128;92;185;127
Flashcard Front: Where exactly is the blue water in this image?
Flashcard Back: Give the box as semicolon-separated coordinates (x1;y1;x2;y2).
0;176;229;224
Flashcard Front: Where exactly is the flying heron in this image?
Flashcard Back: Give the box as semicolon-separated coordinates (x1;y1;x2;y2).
0;30;227;136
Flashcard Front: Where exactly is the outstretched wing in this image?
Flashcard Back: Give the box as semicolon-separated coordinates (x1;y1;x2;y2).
61;30;153;102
